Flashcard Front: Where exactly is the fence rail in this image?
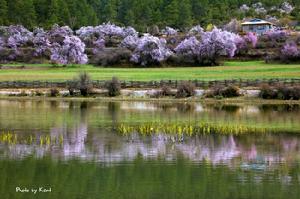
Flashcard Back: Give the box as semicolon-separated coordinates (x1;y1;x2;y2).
1;79;300;89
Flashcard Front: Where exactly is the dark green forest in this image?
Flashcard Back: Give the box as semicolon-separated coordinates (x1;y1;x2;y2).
0;0;299;30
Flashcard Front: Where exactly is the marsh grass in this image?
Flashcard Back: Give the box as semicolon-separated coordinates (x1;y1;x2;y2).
117;122;269;136
0;132;64;146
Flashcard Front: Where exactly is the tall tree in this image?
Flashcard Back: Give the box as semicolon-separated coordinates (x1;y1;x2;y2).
164;0;179;27
0;0;8;25
177;0;192;28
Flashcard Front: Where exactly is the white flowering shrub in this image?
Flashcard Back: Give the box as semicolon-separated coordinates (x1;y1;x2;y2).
162;27;178;36
188;25;204;36
278;2;294;14
239;4;250;13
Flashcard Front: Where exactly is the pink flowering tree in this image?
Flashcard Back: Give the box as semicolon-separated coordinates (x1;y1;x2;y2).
120;35;139;51
235;32;258;54
174;37;200;63
50;35;88;65
46;25;88;65
0;25;33;61
175;28;239;65
198;28;238;65
131;35;172;66
266;30;288;42
32;28;51;57
280;42;299;62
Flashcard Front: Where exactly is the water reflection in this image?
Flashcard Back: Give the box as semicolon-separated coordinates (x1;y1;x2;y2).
0;100;300;167
1;100;300;198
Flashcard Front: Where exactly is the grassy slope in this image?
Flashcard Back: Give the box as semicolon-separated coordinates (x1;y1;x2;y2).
0;61;300;81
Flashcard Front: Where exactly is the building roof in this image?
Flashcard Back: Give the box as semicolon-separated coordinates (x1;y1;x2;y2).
241;18;274;26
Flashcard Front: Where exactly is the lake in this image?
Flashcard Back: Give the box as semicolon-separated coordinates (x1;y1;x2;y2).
0;99;300;199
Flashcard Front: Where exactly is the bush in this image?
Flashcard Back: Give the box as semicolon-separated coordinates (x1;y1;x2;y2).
105;77;121;97
50;88;59;97
78;72;93;96
259;84;277;99
276;85;300;100
67;80;77;96
205;85;240;98
259;84;300;100
176;81;196;98
153;85;174;98
35;90;44;96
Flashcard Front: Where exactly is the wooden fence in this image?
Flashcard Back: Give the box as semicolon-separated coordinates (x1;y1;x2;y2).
0;79;300;89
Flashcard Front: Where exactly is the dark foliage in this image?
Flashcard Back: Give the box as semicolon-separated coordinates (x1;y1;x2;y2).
205;85;240;98
153;85;174;98
91;48;132;66
50;88;59;97
105;77;121;97
176;81;196;98
259;84;277;99
259;84;300;100
77;72;93;96
67;80;77;96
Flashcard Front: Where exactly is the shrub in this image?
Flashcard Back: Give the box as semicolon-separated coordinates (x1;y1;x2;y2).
259;84;277;99
77;72;93;96
105;77;121;97
205;85;240;98
221;85;240;97
35;90;44;96
161;27;178;36
153;85;174;98
67;80;77;96
276;85;300;100
176;81;196;98
188;25;204;36
50;88;59;97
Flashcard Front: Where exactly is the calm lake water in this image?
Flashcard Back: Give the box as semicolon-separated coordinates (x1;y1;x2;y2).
0;100;300;199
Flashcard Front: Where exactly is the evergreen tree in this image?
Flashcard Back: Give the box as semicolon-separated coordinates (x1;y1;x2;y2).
164;0;179;27
102;0;118;23
47;0;59;27
0;0;8;25
177;0;192;28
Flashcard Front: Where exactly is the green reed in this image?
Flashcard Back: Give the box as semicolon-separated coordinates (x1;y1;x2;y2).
0;131;64;146
117;122;269;136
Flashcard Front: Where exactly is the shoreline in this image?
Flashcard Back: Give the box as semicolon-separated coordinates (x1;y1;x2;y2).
1;96;300;105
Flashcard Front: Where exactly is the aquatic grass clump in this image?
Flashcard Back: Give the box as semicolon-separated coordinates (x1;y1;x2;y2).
0;132;18;145
117;123;268;136
0;132;64;146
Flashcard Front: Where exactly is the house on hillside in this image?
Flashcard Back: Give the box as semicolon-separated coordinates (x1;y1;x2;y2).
241;19;275;35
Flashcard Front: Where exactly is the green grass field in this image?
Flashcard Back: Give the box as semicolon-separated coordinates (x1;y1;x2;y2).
0;61;300;81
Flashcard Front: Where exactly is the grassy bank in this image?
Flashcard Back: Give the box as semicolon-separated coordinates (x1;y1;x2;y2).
1;96;300;105
0;61;300;81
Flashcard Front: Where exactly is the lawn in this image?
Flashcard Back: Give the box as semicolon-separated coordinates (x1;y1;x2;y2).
0;61;300;81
